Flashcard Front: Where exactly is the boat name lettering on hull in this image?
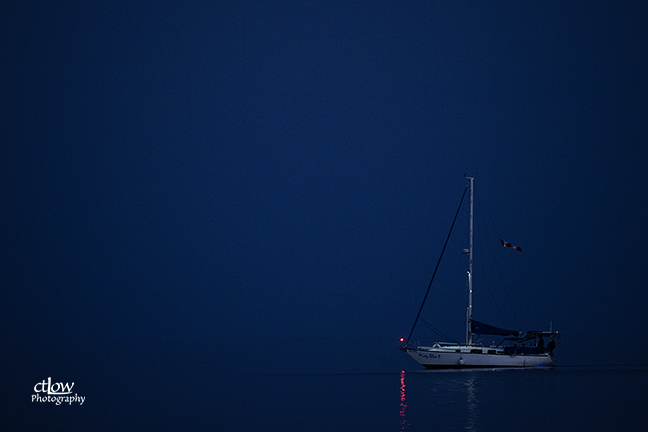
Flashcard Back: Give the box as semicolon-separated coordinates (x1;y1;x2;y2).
417;353;440;359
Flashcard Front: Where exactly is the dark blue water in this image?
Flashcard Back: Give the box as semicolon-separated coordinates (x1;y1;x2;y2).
4;340;647;431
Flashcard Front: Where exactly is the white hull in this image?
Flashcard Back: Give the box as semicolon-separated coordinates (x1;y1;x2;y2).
405;346;553;369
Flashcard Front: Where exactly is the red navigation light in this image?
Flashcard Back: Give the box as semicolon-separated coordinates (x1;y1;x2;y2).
399;338;404;342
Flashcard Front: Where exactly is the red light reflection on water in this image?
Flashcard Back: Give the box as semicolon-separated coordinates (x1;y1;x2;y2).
399;370;409;431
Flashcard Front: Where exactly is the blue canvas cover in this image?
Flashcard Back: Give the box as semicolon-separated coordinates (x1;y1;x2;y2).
471;320;519;337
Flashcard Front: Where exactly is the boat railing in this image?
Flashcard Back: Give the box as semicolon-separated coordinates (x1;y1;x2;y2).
403;341;472;350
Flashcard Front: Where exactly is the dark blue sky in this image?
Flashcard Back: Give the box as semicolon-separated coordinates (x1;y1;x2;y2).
2;1;647;361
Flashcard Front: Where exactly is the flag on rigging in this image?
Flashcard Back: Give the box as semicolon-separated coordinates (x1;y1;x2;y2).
500;238;522;252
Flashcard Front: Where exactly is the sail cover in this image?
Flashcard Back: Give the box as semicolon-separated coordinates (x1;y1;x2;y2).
471;320;519;337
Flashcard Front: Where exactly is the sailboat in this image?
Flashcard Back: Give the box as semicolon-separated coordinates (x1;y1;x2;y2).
401;177;559;369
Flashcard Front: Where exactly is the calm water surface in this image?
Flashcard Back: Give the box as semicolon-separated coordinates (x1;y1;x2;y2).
4;341;647;431
400;366;648;431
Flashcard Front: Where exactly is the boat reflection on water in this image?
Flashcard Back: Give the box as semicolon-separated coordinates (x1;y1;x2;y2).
398;367;648;432
399;370;409;431
465;375;477;432
398;370;485;432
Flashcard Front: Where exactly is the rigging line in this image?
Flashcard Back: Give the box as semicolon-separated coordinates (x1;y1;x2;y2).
406;185;468;344
473;191;505;322
497;246;521;329
486;227;521;329
475;192;521;328
418;315;460;344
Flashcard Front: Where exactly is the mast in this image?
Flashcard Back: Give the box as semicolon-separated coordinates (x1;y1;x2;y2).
466;176;474;345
